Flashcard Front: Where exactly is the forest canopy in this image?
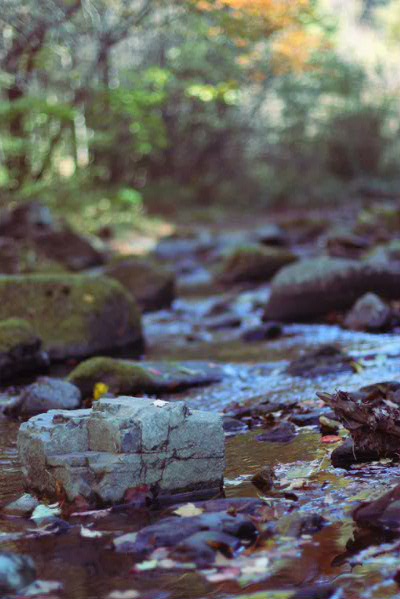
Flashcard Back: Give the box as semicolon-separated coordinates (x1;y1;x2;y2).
0;0;399;224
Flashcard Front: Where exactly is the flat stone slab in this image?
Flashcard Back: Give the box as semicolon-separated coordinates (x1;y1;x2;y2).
18;397;225;504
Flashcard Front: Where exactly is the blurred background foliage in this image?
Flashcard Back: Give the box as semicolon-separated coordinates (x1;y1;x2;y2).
1;0;400;228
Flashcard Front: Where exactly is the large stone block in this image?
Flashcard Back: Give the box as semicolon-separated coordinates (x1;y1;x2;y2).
18;397;225;504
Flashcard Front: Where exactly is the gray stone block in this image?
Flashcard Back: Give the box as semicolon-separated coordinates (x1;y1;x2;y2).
17;397;225;504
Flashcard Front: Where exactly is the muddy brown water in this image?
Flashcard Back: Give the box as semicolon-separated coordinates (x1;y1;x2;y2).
1;288;400;598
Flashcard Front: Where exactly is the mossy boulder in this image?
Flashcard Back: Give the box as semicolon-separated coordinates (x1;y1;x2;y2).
0;318;49;382
104;257;175;312
0;275;143;360
218;245;296;284
68;357;224;397
264;257;400;321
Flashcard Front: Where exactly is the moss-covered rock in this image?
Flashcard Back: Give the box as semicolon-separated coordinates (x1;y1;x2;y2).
68;357;224;397
264;257;400;321
104;257;175;312
0;318;49;382
0;275;143;360
218;245;297;284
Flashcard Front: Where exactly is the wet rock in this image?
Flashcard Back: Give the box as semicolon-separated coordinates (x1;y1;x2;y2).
292;583;336;599
0;275;143;360
251;466;275;493
0;318;49;383
104;257;175;312
218;245;297;285
0;202;104;271
68;357;224;397
344;292;392;332
324;226;370;259
36;228;104;271
256;422;296;443
286;345;354;378
3;494;40;517
278;513;327;537
320;382;400;460
353;483;400;531
10;377;81;416
172;530;241;565
254;223;288;247
0;552;36;595
222;416;248;435
264;256;400;321
115;511;256;560
330;439;380;468
18;397;225;503
319;415;340;435
241;322;283;342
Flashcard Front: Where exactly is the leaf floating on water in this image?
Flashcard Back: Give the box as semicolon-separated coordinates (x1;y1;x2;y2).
173;503;204;517
350;359;364;374
134;560;159;572
31;503;61;523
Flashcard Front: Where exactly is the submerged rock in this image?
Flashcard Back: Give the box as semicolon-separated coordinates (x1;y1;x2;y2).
9;377;81;416
104;257;175;312
115;510;256;564
320;382;400;460
241;322;283;342
218;245;296;284
68;357;224;397
344;292;392;332
0;275;143;360
0;552;36;595
18;397;225;504
256;422;296;443
0;318;49;383
264;256;400;321
286;345;354;378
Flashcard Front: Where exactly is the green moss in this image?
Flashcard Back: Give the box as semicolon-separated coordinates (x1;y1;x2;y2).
220;245;296;283
0;274;142;359
0;318;37;353
68;356;155;395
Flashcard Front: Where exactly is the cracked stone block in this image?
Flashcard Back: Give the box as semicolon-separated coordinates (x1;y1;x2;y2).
18;397;225;503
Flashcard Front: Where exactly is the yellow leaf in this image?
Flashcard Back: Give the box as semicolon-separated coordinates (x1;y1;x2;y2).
93;382;109;401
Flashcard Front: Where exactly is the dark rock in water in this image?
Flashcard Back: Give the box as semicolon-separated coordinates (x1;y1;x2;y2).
0;319;49;383
172;530;241;565
252;466;275;493
292;583;336;599
104;257;175;312
7;377;81;416
218;245;297;284
68;357;224;396
256;422;296;443
290;409;334;427
242;322;283;342
325;227;371;259
330;439;380;468
353;483;400;531
344;292;392;332
264;256;400;321
0;552;36;594
320;382;400;460
0;275;143;360
286;345;354;378
222;416;248;435
115;512;257;559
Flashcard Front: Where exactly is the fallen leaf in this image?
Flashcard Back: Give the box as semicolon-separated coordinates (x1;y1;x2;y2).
321;435;342;444
153;399;168;408
108;591;139;599
31;503;61;523
93;382;109;401
173;503;204;517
